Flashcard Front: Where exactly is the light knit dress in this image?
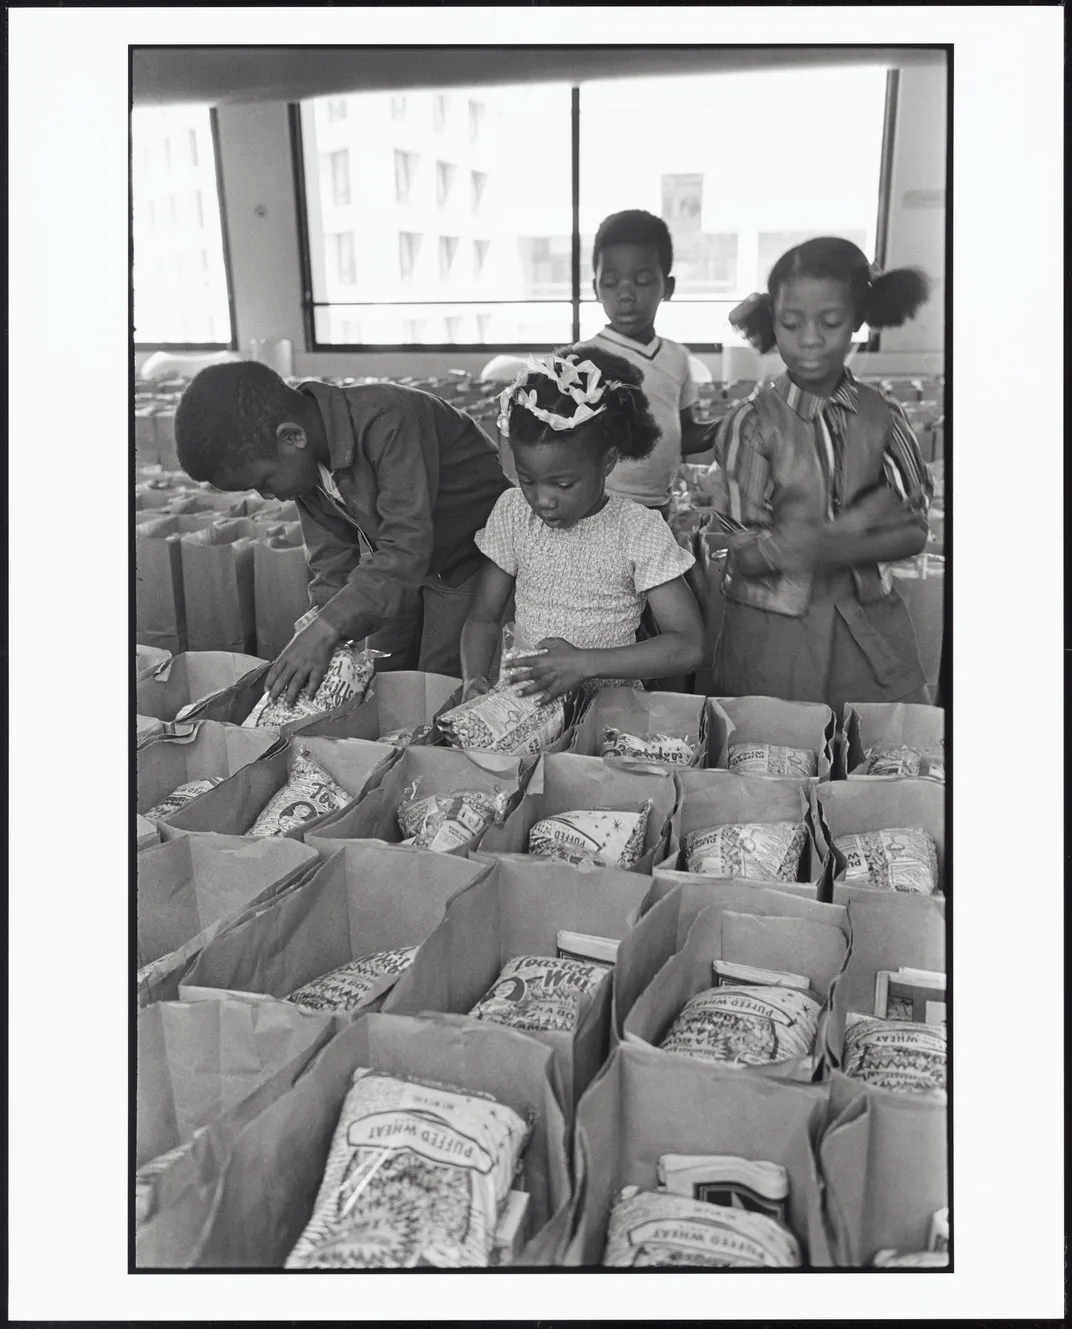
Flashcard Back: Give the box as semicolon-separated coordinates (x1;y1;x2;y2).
475;489;695;690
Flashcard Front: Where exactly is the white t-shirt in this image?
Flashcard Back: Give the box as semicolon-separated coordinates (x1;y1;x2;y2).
584;327;700;508
474;487;695;651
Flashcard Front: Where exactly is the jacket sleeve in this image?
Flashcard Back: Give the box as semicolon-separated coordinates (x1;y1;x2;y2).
880;395;935;524
711;403;773;531
295;501;361;612
314;407;439;641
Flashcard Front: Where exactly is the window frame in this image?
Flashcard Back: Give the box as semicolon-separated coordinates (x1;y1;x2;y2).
289;69;898;355
134;106;238;353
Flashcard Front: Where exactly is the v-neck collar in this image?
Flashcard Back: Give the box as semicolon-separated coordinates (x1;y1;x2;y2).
596;325;663;361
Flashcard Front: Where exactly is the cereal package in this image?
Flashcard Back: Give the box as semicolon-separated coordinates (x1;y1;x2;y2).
397;781;512;855
285;1069;530;1268
243;644;381;729
528;801;653;870
247;752;352;838
288;948;419;1014
872;1249;949;1268
436;682;567;756
684;821;807;881
658;986;820;1068
841;1015;947;1096
727;743;817;778
601;729;699;767
602;1187;802;1268
835;827;939;894
379;724;432;747
135;1131;204;1226
143;777;226;822
470;954;610;1034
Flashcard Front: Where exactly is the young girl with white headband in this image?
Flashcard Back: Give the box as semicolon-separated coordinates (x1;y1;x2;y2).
712;236;935;711
460;346;704;703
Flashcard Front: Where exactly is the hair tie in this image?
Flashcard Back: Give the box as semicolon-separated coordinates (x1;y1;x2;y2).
496;354;622;436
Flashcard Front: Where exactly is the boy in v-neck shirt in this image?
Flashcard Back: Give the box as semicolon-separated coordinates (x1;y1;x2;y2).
579;210;711;513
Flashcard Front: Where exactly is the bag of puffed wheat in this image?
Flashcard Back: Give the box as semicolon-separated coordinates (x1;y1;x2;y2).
527;801;652;870
602;1186;802;1268
834;827;939;895
136;1130;206;1226
247;751;353;837
727;743;817;778
285;1069;531;1269
658;986;820;1068
436;682;567;756
841;1014;946;1096
143;777;227;822
872;1249;948;1268
470;955;610;1034
684;820;807;881
396;780;513;855
288;947;419;1015
601;730;699;767
243;644;384;729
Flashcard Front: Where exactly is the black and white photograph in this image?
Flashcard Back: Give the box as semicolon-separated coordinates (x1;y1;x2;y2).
7;6;1064;1324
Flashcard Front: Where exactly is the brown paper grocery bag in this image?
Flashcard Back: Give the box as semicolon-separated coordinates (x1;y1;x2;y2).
621;904;848;1083
136;644;172;681
289;669;461;744
136;651;269;724
136;992;335;1267
385;853;652;1107
179;521;257;655
818;1071;948;1266
137;833;318;1006
136;406;161;467
891;554;944;695
154;407;180;469
569;686;707;769
135;514;221;654
137;719;282;818
188;1011;572;1268
707;696;835;780
253;528;311;661
311;744;531;847
477;751;678;874
815;779;946;899
614;880;849;1042
179;842;490;1011
566;1041;833;1266
841;701;945;778
691;530;730;696
160;736;400;841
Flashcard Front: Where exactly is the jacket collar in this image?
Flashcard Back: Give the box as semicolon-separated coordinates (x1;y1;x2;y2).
298;380;356;468
774;367;859;420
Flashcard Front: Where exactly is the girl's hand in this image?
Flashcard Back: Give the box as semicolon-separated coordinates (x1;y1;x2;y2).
505;638;589;703
461;676;491;702
768;521;827;574
838;487;913;534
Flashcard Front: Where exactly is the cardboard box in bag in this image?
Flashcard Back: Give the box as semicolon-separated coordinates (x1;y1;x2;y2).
136;651;269;724
310;743;532;849
568;686;707;769
136;832;318;1006
135;992;335;1268
818;1071;948;1267
614;880;849;1044
180;521;258;655
253;527;311;662
621;904;848;1083
135;513;221;655
477;751;678;875
566;1041;833;1266
288;669;461;744
706;696;836;781
815;779;946;900
841;701;945;779
137;719;283;819
159;736;400;841
179;842;491;1014
666;769;827;887
188;1012;572;1268
384;853;653;1108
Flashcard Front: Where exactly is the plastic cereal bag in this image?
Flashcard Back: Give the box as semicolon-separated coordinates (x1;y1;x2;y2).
470;954;609;1034
872;1250;948;1268
658;986;820;1068
396;780;513;855
835;828;939;894
920;752;945;783
288;947;419;1014
727;743;817;778
601;729;699;767
379;724;433;747
602;1187;802;1268
684;821;806;882
841;1014;947;1096
436;684;567;756
528;801;653;869
247;751;352;837
285;1069;531;1269
143;777;226;822
864;744;923;778
243;644;385;729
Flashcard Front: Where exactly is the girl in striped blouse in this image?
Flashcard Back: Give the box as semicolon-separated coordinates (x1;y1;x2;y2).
711;237;934;713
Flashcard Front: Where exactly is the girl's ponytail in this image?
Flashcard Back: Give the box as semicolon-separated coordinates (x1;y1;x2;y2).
862;267;932;329
730;292;777;355
603;375;661;461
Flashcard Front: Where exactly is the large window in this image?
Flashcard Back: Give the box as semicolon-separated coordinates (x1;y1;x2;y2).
296;66;891;350
132;105;234;348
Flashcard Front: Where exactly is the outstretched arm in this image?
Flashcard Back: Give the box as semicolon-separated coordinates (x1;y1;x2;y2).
459;558;515;694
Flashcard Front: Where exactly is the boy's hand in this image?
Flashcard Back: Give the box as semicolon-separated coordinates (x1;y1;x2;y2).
266;617;340;706
505;637;589;704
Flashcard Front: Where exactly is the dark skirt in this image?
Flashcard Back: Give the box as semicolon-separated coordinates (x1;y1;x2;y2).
716;571;929;715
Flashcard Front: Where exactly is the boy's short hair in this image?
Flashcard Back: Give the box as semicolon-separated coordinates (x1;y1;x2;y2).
175;361;300;482
592;210;674;279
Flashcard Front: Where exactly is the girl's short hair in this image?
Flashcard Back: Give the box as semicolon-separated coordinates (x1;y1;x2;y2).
735;237;931;355
504;344;661;462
